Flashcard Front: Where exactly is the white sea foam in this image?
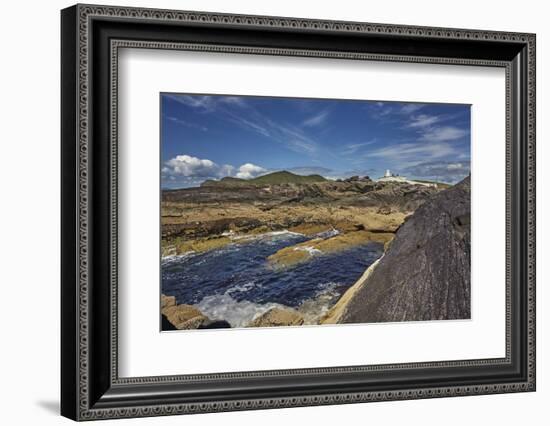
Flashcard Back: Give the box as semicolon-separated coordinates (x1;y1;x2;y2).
264;230;304;237
196;280;345;328
312;228;340;239
161;251;196;266
293;246;322;256
226;281;262;295
196;292;285;328
298;282;342;324
229;229;304;243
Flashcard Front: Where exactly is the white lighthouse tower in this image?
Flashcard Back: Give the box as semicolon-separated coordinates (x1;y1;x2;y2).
384;169;392;178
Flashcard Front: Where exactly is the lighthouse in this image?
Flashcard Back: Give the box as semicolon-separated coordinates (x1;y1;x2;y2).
377;168;437;188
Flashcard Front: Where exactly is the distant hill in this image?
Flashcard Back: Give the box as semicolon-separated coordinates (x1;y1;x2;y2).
251;171;327;185
201;171;327;187
200;177;245;187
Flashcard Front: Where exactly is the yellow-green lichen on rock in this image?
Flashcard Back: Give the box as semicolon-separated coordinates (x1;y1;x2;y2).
174;236;232;254
248;307;305;327
161;302;210;330
287;223;335;236
161;294;176;309
267;230;394;269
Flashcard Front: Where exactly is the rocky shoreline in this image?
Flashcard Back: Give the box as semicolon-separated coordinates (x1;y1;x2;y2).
161;176;433;259
161;294;231;330
267;230;394;269
162;293;309;329
161;175;470;330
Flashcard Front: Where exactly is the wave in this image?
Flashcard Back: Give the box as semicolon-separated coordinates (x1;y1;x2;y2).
162;229;384;327
196;291;286;328
298;282;342;324
161;251;196;266
195;280;343;328
225;281;263;295
293;246;323;256
162;230;305;262
264;230;304;237
312;228;340;239
230;229;305;242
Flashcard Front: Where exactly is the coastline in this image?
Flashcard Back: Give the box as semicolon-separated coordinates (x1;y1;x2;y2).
161;228;390;330
159;177;463;330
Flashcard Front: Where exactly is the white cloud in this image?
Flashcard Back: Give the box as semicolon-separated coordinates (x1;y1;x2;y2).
302;110;329;127
219;164;236;176
166;116;208;131
225;113;271;137
166;95;216;110
447;163;464;170
420;126;468;142
166;93;318;155
368;142;456;161
370;102;424;120
407;114;440;128
166;94;248;112
399;103;424;114
403;160;471;183
162;154;267;187
342;139;377;155
163;155;232;178
221;96;247;106
274;123;317;153
235;163;268;179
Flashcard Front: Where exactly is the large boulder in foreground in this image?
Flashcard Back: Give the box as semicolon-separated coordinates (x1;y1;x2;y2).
332;176;471;323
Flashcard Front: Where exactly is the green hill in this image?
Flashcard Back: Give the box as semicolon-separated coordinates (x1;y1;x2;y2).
250;171;326;185
200;171;327;187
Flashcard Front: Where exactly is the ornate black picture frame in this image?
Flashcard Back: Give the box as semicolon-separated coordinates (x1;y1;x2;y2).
61;4;536;421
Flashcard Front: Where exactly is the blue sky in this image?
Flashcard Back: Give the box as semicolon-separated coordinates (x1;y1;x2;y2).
161;93;471;189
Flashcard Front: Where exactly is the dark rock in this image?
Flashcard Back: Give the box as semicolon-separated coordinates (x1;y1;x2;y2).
339;176;471;323
161;314;177;331
198;319;232;329
356;182;439;212
162;217;262;239
162;179;436;214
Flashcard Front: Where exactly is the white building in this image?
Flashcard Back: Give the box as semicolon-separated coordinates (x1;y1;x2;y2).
377;169;437;188
379;169;404;182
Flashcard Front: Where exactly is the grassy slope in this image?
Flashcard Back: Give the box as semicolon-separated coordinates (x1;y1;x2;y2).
252;171;326;184
202;171;327;187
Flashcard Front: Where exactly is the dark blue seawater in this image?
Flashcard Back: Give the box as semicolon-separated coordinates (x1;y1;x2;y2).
162;231;383;327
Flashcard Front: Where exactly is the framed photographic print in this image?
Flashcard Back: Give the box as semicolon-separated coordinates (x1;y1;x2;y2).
61;4;536;421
